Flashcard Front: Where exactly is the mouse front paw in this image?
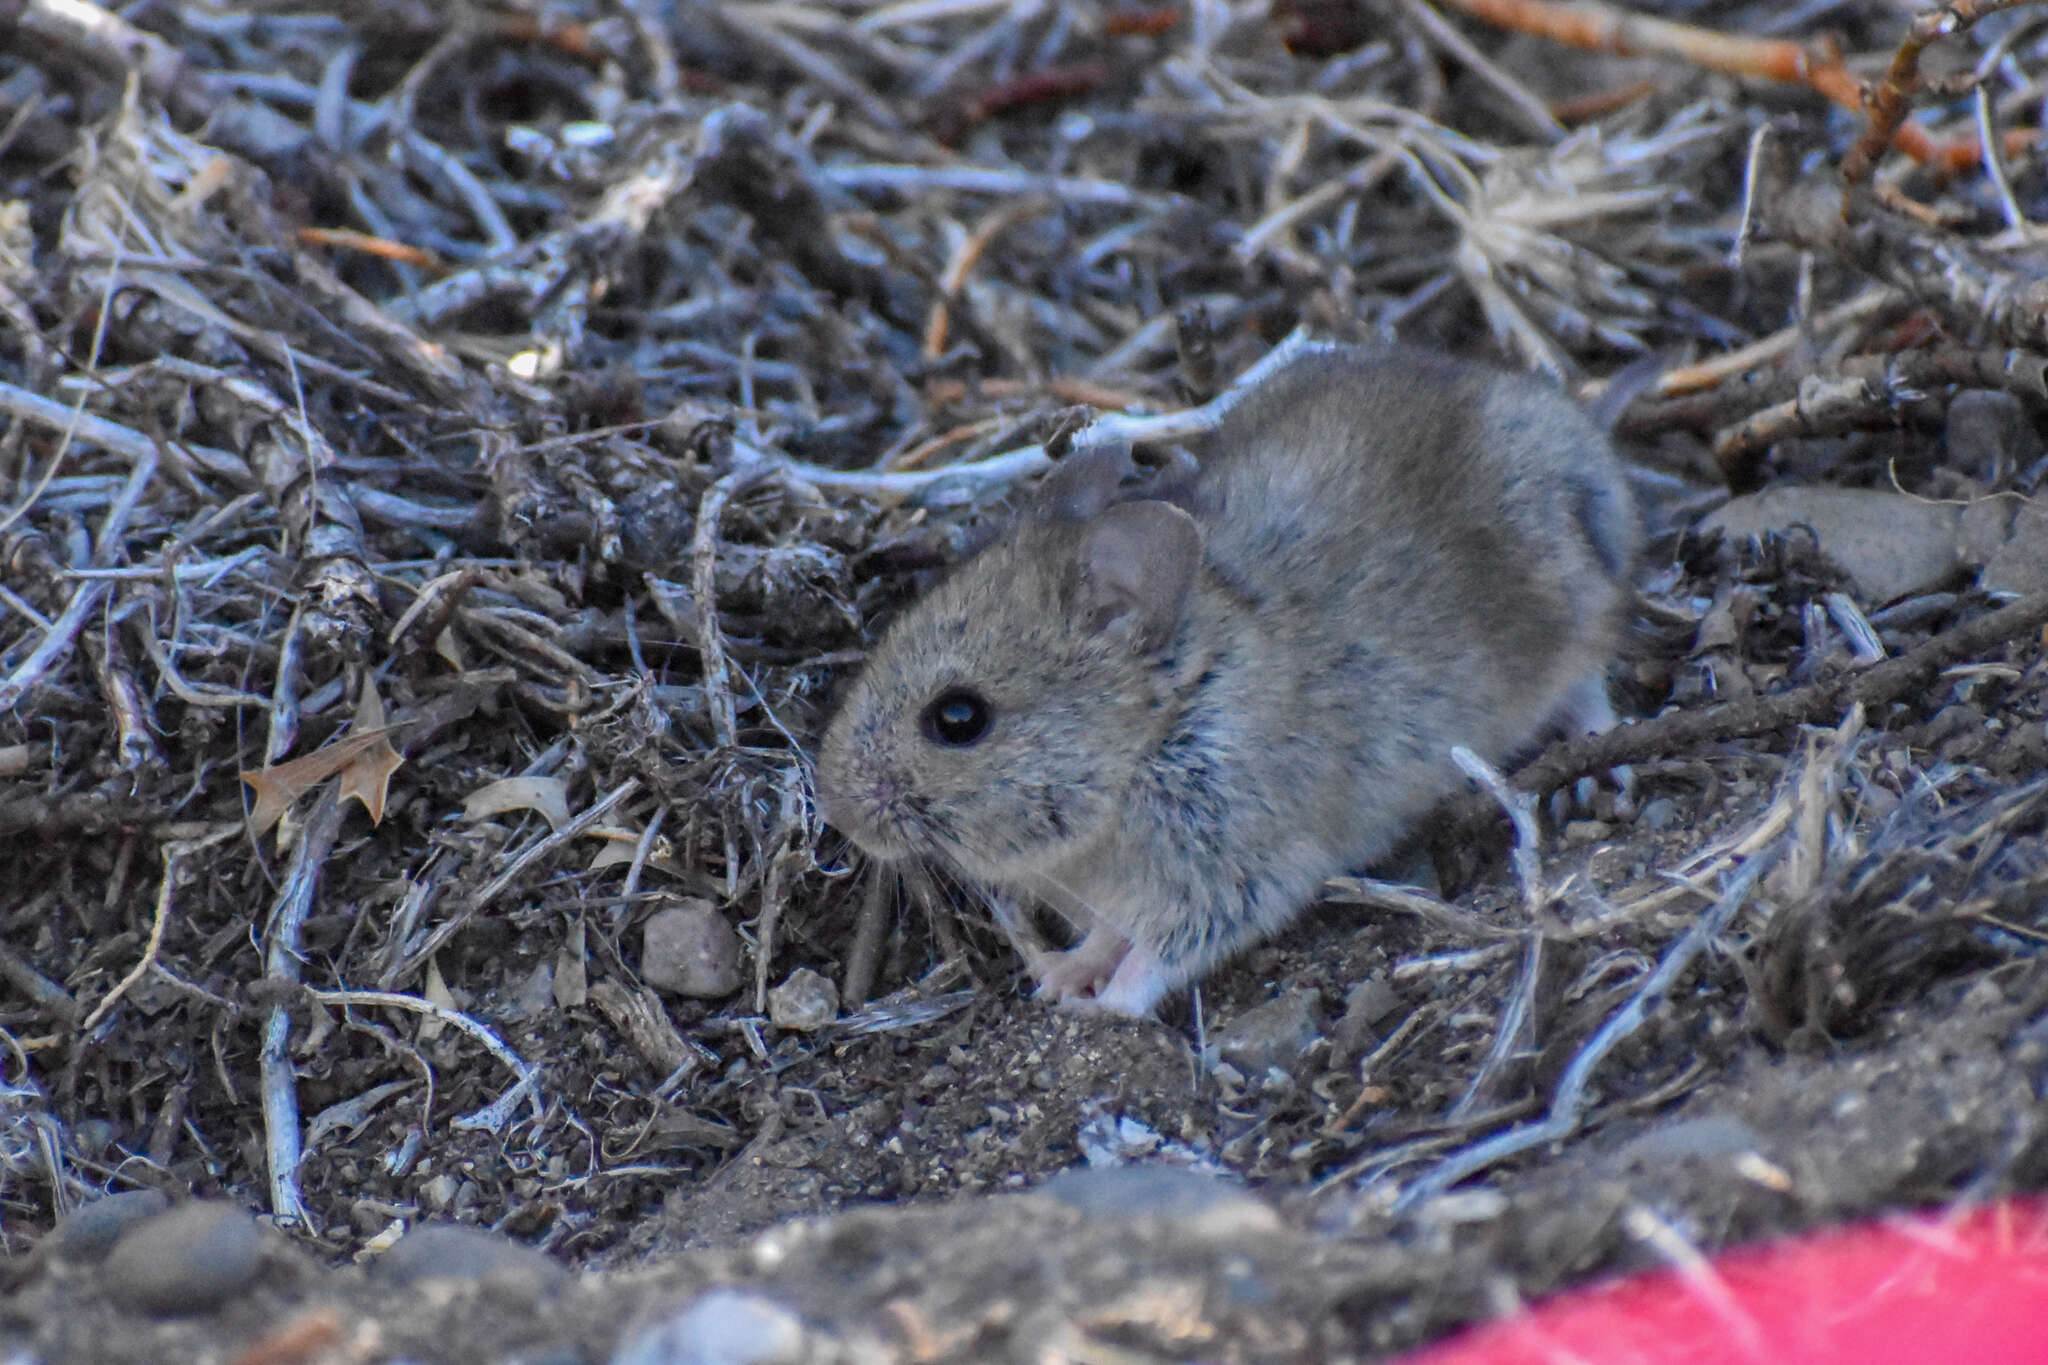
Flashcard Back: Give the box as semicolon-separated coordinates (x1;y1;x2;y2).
1031;925;1131;1003
1086;945;1171;1018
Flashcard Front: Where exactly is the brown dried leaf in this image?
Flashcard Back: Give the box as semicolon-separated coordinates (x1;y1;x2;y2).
241;726;406;837
463;775;572;832
336;683;405;827
418;957;454;1042
554;916;588;1010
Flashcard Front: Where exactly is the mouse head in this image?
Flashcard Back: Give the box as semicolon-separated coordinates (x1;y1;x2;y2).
816;488;1201;885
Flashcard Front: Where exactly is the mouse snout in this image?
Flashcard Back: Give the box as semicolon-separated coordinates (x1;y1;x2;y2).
812;780;855;833
813;765;905;848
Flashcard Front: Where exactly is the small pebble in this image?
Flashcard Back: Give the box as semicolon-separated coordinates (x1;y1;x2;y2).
767;968;838;1031
1614;1113;1768;1168
101;1201;263;1316
1563;819;1612;844
371;1222;565;1296
613;1289;805;1365
1945;389;2033;482
419;1173;462;1213
71;1118;119;1160
49;1189;170;1263
1331;976;1401;1060
641;900;744;999
1635;798;1678;831
1205;989;1319;1078
1041;1165;1280;1239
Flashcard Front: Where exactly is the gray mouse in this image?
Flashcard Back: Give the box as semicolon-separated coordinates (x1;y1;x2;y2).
815;341;1640;1016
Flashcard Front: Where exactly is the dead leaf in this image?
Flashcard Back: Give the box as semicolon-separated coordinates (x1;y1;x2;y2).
588;824;685;876
463;775;572;832
241;725;406;836
419;957;454;1042
554;916;588;1010
336;682;405;826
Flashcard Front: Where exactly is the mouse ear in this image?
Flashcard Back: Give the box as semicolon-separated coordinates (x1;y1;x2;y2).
1035;440;1138;523
1078;500;1201;650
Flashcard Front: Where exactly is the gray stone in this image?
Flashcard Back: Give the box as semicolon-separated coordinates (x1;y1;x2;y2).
1206;989;1319;1079
766;967;838;1031
1699;487;1959;604
1946;389;2035;482
370;1222;565;1296
1981;501;2048;596
613;1289;805;1365
101;1201;263;1316
641;900;744;999
1636;797;1679;831
1040;1165;1277;1239
49;1189;170;1263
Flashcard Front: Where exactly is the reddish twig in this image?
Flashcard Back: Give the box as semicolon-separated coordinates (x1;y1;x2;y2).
1432;0;1971;170
1841;0;2040;186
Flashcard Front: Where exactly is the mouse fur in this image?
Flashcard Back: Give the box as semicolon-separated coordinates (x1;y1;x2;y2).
816;342;1640;1016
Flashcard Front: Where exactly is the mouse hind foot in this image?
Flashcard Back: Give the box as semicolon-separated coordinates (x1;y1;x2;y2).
1551;673;1635;820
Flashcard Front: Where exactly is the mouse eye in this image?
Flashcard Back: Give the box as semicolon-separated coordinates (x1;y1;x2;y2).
919;689;993;747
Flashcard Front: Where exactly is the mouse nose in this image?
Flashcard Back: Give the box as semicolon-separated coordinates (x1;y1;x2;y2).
815;771;884;832
814;768;907;842
814;782;853;832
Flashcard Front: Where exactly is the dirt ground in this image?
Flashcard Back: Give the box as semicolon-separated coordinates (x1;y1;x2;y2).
3;0;2048;1362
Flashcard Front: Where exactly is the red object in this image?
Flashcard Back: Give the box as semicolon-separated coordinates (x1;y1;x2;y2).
1401;1198;2048;1365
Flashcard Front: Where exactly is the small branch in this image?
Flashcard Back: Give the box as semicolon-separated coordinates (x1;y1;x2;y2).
1840;0;2035;187
77;830;234;1036
17;0;217;122
259;787;346;1231
0;417;158;711
841;867;895;1009
1711;344;2048;488
1433;0;1988;171
1400;0;1565;143
693;465;779;747
308;988;540;1129
467;778;641;916
1394;855;1767;1210
1497;589;2048;803
1452;746;1547;926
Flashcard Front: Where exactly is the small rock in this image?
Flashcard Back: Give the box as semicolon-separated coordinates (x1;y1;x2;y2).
1563;819;1612;844
1614;1113;1768;1169
767;967;838;1031
1206;989;1319;1079
641;900;744;999
1041;1165;1280;1239
101;1201;263;1317
512;958;557;1017
1698;487;1959;604
49;1189;170;1263
1980;501;2048;597
370;1222;565;1296
1343;976;1401;1029
1331;975;1402;1061
1635;798;1678;831
1945;389;2034;482
613;1289;805;1365
71;1118;119;1159
419;1173;461;1213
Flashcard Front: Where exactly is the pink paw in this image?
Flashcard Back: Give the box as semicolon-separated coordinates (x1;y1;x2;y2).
1031;927;1130;1003
1031;936;1171;1019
